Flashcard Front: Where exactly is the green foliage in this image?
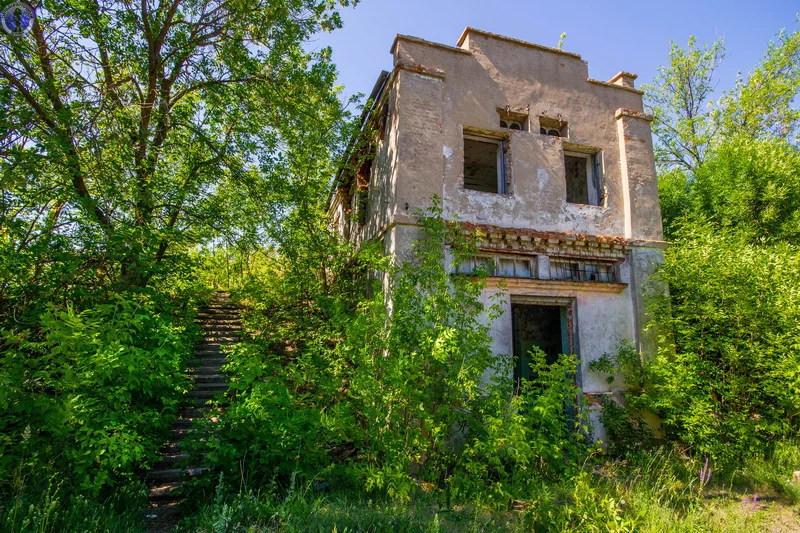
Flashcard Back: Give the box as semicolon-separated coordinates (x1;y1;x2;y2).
644;36;725;173
690;136;800;244
642;225;800;466
720;25;800;142
0;0;354;293
645;23;799;175
456;349;588;503
644;24;800;468
589;343;655;457
0;290;199;495
182;449;797;532
1;474;145;533
197;200;589;508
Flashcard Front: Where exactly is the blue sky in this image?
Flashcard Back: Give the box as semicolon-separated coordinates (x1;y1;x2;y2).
312;0;798;106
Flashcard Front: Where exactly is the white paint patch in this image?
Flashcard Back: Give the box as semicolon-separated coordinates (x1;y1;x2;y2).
442;145;453;158
537;168;549;189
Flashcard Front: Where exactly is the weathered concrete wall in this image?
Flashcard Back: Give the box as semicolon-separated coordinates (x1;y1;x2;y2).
387;30;662;242
342;28;667;439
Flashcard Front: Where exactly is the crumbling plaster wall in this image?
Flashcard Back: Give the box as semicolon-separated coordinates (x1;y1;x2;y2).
388;31;663;242
358;31;667;433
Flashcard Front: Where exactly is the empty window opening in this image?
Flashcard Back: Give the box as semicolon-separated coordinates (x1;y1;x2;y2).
564;151;602;205
454;255;535;278
550;259;617;282
463;134;506;194
512;304;568;386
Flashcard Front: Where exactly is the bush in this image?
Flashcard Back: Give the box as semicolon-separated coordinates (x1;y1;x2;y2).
201;201;590;505
0;291;198;496
632;225;800;466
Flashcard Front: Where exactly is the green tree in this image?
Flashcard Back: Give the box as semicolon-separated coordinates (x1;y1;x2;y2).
644;224;800;465
644;36;724;173
0;0;353;301
645;23;799;176
720;26;800;143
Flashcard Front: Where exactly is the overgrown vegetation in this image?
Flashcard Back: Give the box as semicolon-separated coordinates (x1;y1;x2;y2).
1;3;799;530
191;202;589;510
0;0;354;529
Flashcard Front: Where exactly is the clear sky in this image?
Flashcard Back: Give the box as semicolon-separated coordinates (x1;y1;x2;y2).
311;0;798;106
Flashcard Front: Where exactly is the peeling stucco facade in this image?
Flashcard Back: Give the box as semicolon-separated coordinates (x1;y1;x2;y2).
330;28;666;440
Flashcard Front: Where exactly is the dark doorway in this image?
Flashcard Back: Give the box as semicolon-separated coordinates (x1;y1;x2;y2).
512;304;568;386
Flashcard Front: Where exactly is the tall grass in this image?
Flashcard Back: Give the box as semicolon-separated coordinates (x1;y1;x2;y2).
1;470;146;533
180;446;800;533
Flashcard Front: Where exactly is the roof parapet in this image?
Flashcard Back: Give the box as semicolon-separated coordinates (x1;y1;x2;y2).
456;27;583;60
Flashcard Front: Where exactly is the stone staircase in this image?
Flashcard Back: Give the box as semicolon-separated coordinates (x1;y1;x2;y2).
144;291;241;530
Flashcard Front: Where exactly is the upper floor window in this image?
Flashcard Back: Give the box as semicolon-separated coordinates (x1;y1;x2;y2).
497;106;528;132
564;150;602;206
463;133;507;194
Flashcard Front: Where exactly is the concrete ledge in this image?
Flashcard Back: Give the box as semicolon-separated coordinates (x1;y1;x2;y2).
483;277;627;293
587;78;644;95
395;61;446;80
391;34;473;56
615;108;654;122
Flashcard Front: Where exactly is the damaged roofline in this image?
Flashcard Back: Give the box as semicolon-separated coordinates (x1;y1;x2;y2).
328;69;391;210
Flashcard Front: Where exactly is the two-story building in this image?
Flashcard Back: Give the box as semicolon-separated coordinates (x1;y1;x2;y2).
329;28;666;438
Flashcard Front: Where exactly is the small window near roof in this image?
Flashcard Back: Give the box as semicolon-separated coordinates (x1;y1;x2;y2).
500;119;523;130
539;116;566;138
463;134;507;194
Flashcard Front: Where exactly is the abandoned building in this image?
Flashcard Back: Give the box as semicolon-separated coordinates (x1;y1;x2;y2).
329;28;665;438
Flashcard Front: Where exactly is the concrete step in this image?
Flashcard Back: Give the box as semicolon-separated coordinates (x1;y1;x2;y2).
196;315;240;322
201;334;241;341
191;373;227;383
159;440;183;454
202;328;242;335
192;346;224;355
147;466;209;484
172;418;195;430
196;324;242;331
198;305;239;311
169;427;194;439
182;407;222;419
187;389;225;400
197;338;239;346
156;452;190;465
191;396;227;407
195;382;228;392
187;360;226;371
148;481;185;502
187;357;226;367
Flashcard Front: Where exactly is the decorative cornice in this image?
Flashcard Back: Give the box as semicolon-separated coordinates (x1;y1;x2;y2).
587;78;645;95
484;277;627;294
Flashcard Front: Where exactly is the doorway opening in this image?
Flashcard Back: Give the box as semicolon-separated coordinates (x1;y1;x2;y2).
511;303;572;388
